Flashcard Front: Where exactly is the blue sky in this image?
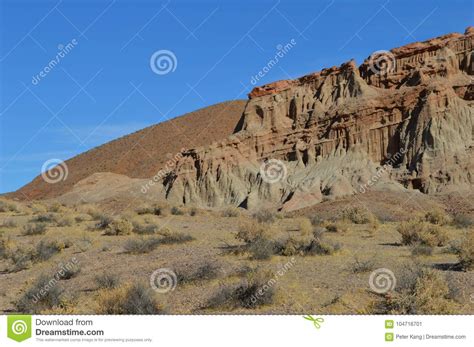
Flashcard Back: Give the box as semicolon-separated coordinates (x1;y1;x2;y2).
0;0;472;193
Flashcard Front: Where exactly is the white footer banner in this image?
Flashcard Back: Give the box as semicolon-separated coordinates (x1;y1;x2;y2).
0;315;472;346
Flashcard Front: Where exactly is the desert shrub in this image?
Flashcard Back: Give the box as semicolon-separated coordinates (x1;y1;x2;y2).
324;221;348;233
103;218;133;236
95;273;120;289
74;214;89;223
35;240;63;261
1;218;17;228
384;267;458;314
189;208;198;216
158;229;194;244
349;256;376;273
452;214;473;228
0;200;18;213
48;202;64;213
456;232;474;271
235;221;268;244
309;215;323;226
297;217;313;237
397;220;448;247
221;207;241;217
135;206;155;215
57;216;74;227
9;249;34;272
132;221;159;235
0;237;13;259
94;214;113;230
424;210;450;225
342;206;378;224
31;213;57;223
411;244;434;256
23;222;47;235
206;271;274;309
123;237;161;254
57;264;81;280
177;261;220;284
96;283;162;314
247;237;276;260
170;206;184;215
16;275;65;313
306;239;342;255
252;209;275;224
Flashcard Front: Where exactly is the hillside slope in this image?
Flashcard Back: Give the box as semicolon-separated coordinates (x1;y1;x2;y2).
11;100;247;200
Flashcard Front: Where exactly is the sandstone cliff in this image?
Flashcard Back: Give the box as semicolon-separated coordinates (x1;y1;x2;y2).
161;27;474;211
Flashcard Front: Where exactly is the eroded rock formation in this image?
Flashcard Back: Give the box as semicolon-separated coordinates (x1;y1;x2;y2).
162;27;474;211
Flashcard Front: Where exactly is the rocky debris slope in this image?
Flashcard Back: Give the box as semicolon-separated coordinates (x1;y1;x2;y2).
161;27;474;211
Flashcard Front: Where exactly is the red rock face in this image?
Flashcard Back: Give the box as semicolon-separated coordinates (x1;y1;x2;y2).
164;27;474;210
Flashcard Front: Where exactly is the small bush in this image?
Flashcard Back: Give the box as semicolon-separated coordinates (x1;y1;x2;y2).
1;218;17;228
349;256;376;273
452;214;473;228
94;214;113;230
0;237;14;259
235;221;268;244
456;232;474;271
222;207;241;217
123;237;161;254
177;261;220;284
297;217;313;237
309;215;323;226
97;283;162;314
252;209;275;224
424;210;450;225
189;208;198;216
384;267;458;314
31;213;57;223
48;202;64;213
325;221;348;233
16;275;65;313
342;206;377;224
132;222;159;235
170;206;184;215
57;264;81;280
158;230;194;244
95;273;120;289
57;216;74;227
0;200;18;213
9;249;34;272
306;239;342;255
74;214;89;223
23;222;47;235
397;220;448;247
247;237;276;260
206;271;274;309
103;218;133;236
35;240;63;261
411;244;434;256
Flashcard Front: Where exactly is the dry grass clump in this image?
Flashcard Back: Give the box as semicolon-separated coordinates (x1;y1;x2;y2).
132;221;159;235
0;199;19;213
324;221;348;233
103;218;133;236
235;221;274;259
47;202;66;213
381;266;459;314
95;273;121;289
1;218;17;228
397;220;448;247
123;237;161;254
177;261;220;284
57;215;74;227
30;213;57;223
410;244;434;256
23;222;47;235
342;206;378;224
170;206;185;215
348;256;376;273
456;231;474;271
157;229;194;244
16;275;66;313
96;283;163;314
452;214;473;229
35;240;66;262
252;209;276;224
221;207;241;217
424;210;450;225
136;204;168;216
205;270;275;310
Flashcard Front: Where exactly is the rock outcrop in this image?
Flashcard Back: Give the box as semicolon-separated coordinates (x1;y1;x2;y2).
161;27;474;211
